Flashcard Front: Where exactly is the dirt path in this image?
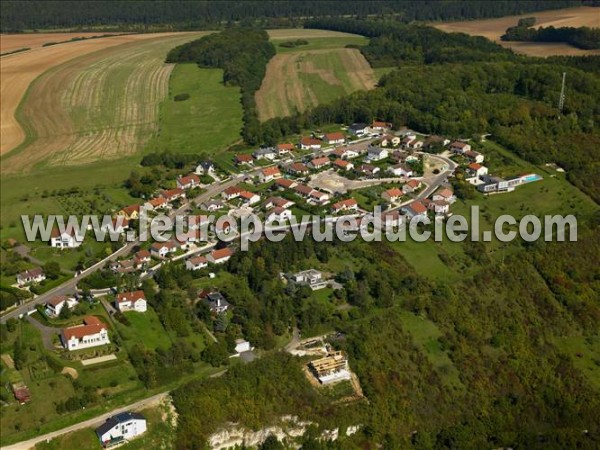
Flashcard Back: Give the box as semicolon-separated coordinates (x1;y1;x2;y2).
25;315;59;351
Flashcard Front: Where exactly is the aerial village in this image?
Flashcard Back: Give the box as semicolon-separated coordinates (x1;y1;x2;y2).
6;121;541;445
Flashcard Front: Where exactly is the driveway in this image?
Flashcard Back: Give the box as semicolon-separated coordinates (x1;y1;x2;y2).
25;315;60;351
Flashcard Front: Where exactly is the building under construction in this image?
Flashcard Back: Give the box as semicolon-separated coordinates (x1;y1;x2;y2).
309;351;351;385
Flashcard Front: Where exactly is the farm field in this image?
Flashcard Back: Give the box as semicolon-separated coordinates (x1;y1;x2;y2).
0;32;126;53
0;32;204;156
433;6;600;56
145;64;243;156
266;28;370;40
256;48;377;121
1;32;208;173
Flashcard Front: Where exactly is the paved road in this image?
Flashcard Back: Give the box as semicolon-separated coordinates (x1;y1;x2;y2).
1;392;170;450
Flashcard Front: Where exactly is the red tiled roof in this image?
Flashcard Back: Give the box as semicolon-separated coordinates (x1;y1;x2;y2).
407;179;420;188
372;120;391;128
211;248;233;260
224;186;243;196
188;255;207;265
116;290;145;304
276;178;296;189
277;143;294;151
451;141;468;148
162;188;184;199
468;163;482;170
409;201;427;214
240;190;258;200
311;156;330;166
179;174;200;185
333;198;357;210
294;184;313;195
47;295;68;307
120;204;140;216
436;188;454;198
325;132;345;141
333;159;350;168
235;154;253;162
63;316;106;340
262;167;281;177
301;137;321;146
290;162;308;172
148;197;167;207
384;188;402;197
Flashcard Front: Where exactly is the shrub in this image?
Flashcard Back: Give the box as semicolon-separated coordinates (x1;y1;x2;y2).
174;93;190;102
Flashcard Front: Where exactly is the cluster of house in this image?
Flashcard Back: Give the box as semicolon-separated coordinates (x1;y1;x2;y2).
184;247;233;270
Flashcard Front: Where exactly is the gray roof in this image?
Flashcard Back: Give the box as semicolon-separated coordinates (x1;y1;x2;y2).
96;412;145;437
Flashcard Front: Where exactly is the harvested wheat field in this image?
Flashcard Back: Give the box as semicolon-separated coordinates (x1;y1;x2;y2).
256;48;377;121
1;32;207;172
267;28;368;39
0;32;125;53
433;6;600;56
0;32;203;157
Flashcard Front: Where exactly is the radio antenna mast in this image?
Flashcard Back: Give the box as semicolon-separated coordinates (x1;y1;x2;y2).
558;72;566;113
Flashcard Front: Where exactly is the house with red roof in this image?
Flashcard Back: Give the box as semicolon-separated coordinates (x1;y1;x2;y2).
331;198;358;214
177;174;200;190
433;188;456;204
150;240;179;259
207;247;233;264
450;141;471;154
186;255;208;271
382;188;403;203
464;150;484;163
309;190;330;205
402;179;422;194
46;295;78;317
309;156;330;170
372;120;392;130
264;197;294;210
266;206;293;222
323;132;345;145
275;178;297;190
160;188;186;202
332;147;360;159
401;201;428;220
16;267;46;286
50;226;83;249
286;162;309;176
134;249;151;269
62;316;109;351
115;291;147;313
333;159;354;171
300;137;322;150
144;197;169;211
276;143;294;155
222;186;243;201
235;154;254;165
466;163;488;184
239;190;261;205
118;204;140;220
258;166;282;183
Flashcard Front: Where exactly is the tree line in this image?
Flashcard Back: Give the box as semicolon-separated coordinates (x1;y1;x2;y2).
502;22;600;50
0;1;584;32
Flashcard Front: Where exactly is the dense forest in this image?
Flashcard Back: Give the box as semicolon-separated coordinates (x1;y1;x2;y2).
253;19;600;203
171;222;600;449
502;23;600;49
166;28;275;144
0;1;586;32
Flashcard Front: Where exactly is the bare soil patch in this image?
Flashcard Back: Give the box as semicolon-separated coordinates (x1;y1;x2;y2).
60;366;79;379
267;29;365;39
432;6;600;57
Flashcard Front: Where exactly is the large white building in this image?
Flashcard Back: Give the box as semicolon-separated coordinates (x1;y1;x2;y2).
61;316;110;351
50;227;83;249
96;412;147;447
45;295;78;317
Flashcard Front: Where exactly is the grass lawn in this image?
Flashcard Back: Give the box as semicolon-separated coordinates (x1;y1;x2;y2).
398;310;463;391
35;428;100;450
146;64;243;157
117;308;172;351
273;36;369;53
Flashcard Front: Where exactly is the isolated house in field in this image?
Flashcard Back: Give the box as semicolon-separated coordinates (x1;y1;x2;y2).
309;156;330;170
208;247;233;264
118;204;140;220
402;179;422;194
115;291;147;313
235;154;254;166
323;132;346;145
331;198;358;214
258;167;282;183
287;162;310;176
401;201;428;220
50;226;83;249
62;316;109;351
366;146;388;161
253;147;278;160
46;295;78;317
266;206;293;222
177;174;200;190
186;255;208;271
333;159;354;171
300;137;322;150
382;188;403;203
287;269;327;290
96;412;147;447
235;339;251;354
276;143;294;156
16;267;46;286
450;141;471;154
348;123;369;136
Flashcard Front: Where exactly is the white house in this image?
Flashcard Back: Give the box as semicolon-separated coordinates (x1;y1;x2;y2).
403;179;422;194
331;198;358;214
287;269;327;290
115;291;147;313
150;240;178;259
309;156;330;170
387;164;413;178
186;255;208;271
323;132;345;145
235;339;251;354
46;295;78;317
266;206;293;222
201;291;231;314
253;147;278;160
96;412;147;447
427;200;451;216
450;141;471;154
309;190;330;205
333;159;354;171
332;147;360;159
177;174;200;190
50;227;83;249
432;188;456;204
366;146;388;161
401;201;428;220
371;120;392;131
466;163;488;184
199;200;224;212
382;188;403;203
264;197;294;210
348;123;369;136
62;316;109;351
258;167;281;183
195;161;215;175
300;137;322;150
464;150;484;163
16;267;46;286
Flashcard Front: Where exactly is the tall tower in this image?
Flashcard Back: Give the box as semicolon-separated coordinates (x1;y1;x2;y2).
558;72;566;113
